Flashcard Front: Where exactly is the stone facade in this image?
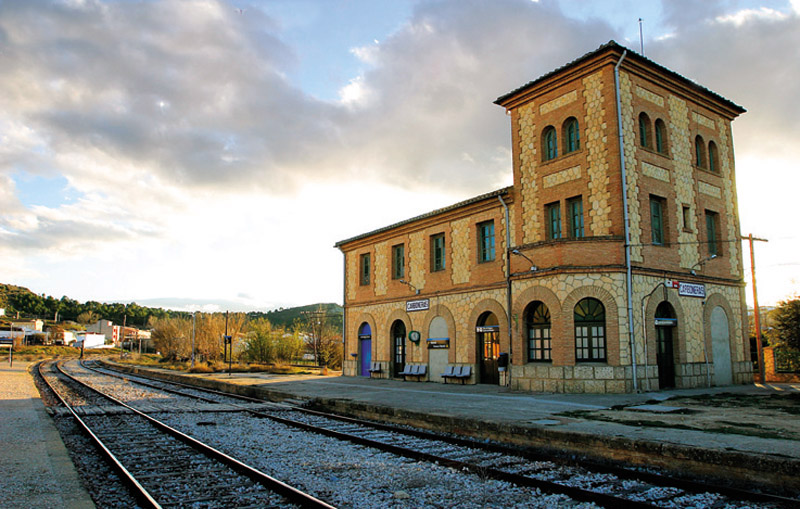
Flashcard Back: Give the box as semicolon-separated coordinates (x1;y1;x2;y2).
336;42;750;393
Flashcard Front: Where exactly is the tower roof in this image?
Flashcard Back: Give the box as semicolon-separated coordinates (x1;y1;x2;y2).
494;40;745;117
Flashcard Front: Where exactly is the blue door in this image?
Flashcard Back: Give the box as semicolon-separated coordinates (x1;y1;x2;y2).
360;338;372;376
358;323;372;377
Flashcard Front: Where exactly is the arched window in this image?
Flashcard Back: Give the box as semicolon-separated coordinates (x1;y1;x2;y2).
695;135;706;168
525;301;551;362
563;117;580;154
654;119;668;155
708;141;719;173
542;126;558;161
638;112;651;148
575;298;606;362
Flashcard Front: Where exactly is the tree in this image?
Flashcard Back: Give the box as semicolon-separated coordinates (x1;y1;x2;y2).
772;297;800;350
769;297;800;373
150;316;192;360
297;305;343;369
243;318;304;364
77;311;99;325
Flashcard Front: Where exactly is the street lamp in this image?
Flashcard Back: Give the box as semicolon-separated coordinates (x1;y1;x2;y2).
511;249;537;272
690;254;717;275
511;249;538;272
399;279;420;295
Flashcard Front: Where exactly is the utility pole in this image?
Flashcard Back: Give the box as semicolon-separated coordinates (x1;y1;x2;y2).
744;234;768;382
225;310;231;375
191;311;196;369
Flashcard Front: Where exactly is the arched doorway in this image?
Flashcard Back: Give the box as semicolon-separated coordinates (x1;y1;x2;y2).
428;316;449;383
655;301;677;389
711;306;732;385
358;322;372;377
391;320;406;377
477;312;500;384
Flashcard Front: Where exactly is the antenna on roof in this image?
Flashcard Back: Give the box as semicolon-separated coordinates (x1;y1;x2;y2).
638;18;644;55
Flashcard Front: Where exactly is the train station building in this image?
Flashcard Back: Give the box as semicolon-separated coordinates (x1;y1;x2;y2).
334;41;752;393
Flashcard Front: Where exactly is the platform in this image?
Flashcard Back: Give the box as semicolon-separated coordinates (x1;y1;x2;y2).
0;361;94;508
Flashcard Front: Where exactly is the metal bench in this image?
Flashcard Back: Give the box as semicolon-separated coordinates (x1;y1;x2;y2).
455;365;472;383
400;364;427;381
368;361;382;375
443;365;471;384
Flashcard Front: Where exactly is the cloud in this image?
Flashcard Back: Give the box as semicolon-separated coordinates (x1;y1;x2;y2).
0;0;339;194
647;2;800;158
1;0;617;258
336;0;615;191
2;0;798;306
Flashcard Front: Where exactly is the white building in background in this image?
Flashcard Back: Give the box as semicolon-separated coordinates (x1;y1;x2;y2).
87;320;122;346
74;332;107;349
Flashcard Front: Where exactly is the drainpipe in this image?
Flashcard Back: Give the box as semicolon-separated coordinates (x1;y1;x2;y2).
339;247;348;375
498;195;512;387
614;49;639;392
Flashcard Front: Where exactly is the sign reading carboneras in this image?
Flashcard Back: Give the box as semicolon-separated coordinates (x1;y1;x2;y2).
406;299;430;312
665;280;706;298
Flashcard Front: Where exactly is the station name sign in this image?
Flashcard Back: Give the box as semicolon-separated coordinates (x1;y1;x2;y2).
406;299;430;312
664;280;706;298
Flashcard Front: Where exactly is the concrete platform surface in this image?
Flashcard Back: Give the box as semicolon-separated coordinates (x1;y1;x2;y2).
0;361;94;509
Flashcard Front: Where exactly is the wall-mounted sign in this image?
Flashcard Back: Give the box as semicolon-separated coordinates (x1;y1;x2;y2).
427;337;450;349
358;334;371;340
406;299;430;312
408;331;421;343
664;280;706;298
655;318;677;326
476;326;499;333
679;282;706;298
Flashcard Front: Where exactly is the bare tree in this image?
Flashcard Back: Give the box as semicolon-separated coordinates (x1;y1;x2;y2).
298;305;342;369
149;316;192;360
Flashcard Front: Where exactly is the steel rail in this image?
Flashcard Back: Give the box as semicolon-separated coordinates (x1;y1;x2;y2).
96;359;800;508
54;360;336;509
38;361;162;509
87;362;653;508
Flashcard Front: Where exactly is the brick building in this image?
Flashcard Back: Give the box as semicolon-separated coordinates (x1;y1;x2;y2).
335;41;752;393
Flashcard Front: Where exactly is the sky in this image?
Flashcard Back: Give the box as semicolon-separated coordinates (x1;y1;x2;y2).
1;0;798;313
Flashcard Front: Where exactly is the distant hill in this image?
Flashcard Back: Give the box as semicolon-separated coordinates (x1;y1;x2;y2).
248;303;343;330
0;283;342;330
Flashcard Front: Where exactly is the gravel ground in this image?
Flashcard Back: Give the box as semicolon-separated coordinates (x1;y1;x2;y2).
159;411;594;509
39;361;783;508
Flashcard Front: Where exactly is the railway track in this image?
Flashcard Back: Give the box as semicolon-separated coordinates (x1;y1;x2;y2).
39;361;334;509
86;360;799;508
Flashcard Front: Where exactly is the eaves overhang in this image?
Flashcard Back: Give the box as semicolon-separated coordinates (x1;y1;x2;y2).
334;186;513;250
494;40;746;117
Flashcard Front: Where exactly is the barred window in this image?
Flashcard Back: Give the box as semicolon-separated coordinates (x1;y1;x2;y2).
567;196;584;238
575;298;606;362
695;135;706;168
546;201;561;240
360;253;371;286
542;126;558;161
563;117;580;154
639;112;651;148
655;118;668;155
431;234;445;272
477;220;495;263
392;244;405;280
526;301;552;362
